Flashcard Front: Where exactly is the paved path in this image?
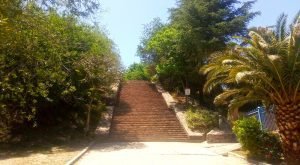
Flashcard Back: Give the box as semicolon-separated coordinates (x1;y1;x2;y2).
76;142;250;165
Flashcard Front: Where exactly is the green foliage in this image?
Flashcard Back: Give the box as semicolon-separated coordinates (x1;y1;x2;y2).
200;13;300;116
137;18;164;64
258;132;283;162
25;0;100;16
0;3;121;142
232;117;262;152
147;26;186;90
89;104;106;132
124;63;150;80
137;0;257;103
170;0;258;58
186;107;218;132
201;12;300;163
233;117;283;162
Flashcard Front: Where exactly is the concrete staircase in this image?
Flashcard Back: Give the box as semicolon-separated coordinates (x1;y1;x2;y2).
109;80;188;141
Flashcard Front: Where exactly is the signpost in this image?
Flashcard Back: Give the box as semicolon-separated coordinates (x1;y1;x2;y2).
184;88;190;96
185;88;190;105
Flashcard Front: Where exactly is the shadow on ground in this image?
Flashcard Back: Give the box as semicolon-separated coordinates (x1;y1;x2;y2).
91;142;146;152
0;137;92;160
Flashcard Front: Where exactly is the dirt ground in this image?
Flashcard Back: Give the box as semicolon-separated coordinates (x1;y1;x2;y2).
0;139;91;165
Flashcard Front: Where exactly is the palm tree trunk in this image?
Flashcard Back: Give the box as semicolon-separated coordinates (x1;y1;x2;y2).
276;103;300;164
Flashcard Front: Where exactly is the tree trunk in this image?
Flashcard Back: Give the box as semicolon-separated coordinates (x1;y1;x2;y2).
276;103;300;164
85;103;92;135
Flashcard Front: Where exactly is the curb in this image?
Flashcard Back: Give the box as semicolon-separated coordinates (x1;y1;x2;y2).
154;83;205;141
65;141;95;165
65;83;120;165
228;151;246;159
228;151;271;165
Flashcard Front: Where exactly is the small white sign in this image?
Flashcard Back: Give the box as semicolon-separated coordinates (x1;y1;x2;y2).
185;88;191;96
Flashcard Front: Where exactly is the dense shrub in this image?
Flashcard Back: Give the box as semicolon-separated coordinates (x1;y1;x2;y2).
89;104;107;132
186;107;218;132
258;132;283;162
0;3;121;142
124;63;150;80
232;117;261;152
233;117;283;163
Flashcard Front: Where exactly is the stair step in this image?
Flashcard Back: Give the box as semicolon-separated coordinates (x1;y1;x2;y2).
111;124;183;127
112;117;179;120
109;80;187;141
112;120;181;122
110;129;186;132
110;135;187;138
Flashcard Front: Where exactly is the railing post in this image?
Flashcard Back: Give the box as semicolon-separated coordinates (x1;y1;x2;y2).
257;107;263;130
218;115;222;129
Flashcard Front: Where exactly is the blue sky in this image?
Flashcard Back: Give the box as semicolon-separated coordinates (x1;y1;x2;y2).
98;0;300;67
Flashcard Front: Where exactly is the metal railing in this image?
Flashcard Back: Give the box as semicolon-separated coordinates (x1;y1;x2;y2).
246;106;277;131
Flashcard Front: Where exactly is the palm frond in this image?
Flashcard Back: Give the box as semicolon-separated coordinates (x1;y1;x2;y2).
228;95;262;111
294;79;300;101
275;13;288;42
248;31;268;51
203;74;227;93
201;13;300;120
290;10;300;30
227;94;262;121
214;89;242;105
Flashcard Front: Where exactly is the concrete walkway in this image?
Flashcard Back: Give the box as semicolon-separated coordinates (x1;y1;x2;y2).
76;142;250;165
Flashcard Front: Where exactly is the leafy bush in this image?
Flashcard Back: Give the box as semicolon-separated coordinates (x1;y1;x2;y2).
232;117;261;152
89;104;107;133
186;107;218;132
233;117;283;163
0;3;121;142
258;132;283;162
124;63;150;80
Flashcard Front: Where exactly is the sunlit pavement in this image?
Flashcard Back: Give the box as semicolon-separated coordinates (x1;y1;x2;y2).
76;142;250;165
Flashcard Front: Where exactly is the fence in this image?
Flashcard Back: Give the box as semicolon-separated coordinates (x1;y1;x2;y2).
246;106;277;131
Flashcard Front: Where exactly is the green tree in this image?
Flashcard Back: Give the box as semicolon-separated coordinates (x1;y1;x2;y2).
23;0;100;16
124;63;150;81
1;0;100;18
137;0;257;101
137;18;164;64
171;0;258;92
201;13;300;163
0;2;120;141
170;0;258;56
145;26;186;90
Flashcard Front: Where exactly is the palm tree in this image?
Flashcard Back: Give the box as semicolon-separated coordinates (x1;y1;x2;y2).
200;13;300;163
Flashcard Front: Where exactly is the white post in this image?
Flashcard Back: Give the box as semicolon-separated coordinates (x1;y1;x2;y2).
257;107;263;130
184;88;190;105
